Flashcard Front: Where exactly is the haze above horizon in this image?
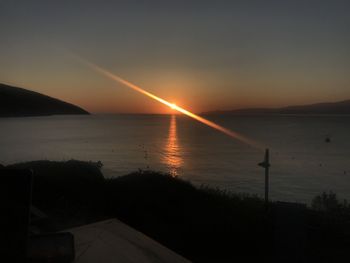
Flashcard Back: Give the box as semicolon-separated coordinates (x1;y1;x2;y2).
1;1;349;114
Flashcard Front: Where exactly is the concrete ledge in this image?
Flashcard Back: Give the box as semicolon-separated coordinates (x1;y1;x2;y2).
68;219;191;263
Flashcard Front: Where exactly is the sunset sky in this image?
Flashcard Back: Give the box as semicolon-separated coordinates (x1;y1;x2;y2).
1;1;349;114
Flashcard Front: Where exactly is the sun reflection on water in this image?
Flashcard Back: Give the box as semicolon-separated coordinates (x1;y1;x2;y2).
163;115;183;176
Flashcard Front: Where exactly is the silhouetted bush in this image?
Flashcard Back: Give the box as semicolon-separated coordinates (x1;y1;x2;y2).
305;192;350;262
5;161;350;262
7;160;106;226
312;191;350;212
102;170;269;261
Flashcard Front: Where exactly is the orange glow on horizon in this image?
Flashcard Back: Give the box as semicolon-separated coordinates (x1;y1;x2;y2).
79;58;264;149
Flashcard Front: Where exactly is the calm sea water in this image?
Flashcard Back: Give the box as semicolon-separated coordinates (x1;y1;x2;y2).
1;114;350;204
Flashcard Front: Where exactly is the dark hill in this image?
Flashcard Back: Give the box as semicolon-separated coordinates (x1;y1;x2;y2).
204;100;350;115
0;83;89;117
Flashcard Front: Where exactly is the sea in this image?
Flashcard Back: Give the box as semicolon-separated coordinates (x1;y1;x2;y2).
1;114;350;204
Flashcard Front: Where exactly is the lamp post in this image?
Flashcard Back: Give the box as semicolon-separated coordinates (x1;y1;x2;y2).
258;149;270;208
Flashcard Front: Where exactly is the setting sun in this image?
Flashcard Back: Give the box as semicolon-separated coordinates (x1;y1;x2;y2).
80;58;262;149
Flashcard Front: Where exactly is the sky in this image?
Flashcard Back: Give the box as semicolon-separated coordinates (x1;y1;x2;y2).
1;0;349;114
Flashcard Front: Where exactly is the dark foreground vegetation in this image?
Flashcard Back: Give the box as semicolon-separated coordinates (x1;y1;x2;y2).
5;160;350;262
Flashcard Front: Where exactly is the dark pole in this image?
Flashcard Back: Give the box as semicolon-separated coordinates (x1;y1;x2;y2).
258;149;270;208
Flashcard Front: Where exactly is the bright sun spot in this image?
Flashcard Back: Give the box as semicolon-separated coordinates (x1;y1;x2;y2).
79;58;263;149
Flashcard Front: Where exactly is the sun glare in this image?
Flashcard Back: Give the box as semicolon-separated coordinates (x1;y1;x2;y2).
77;57;263;149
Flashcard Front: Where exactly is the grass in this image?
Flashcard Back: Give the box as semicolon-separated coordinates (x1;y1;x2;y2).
5;160;350;262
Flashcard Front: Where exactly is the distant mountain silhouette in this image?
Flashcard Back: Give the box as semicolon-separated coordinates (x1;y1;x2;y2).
0;83;89;117
203;100;350;115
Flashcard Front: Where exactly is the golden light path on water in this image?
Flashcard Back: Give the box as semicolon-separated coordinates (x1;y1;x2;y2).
164;115;183;176
80;59;264;150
